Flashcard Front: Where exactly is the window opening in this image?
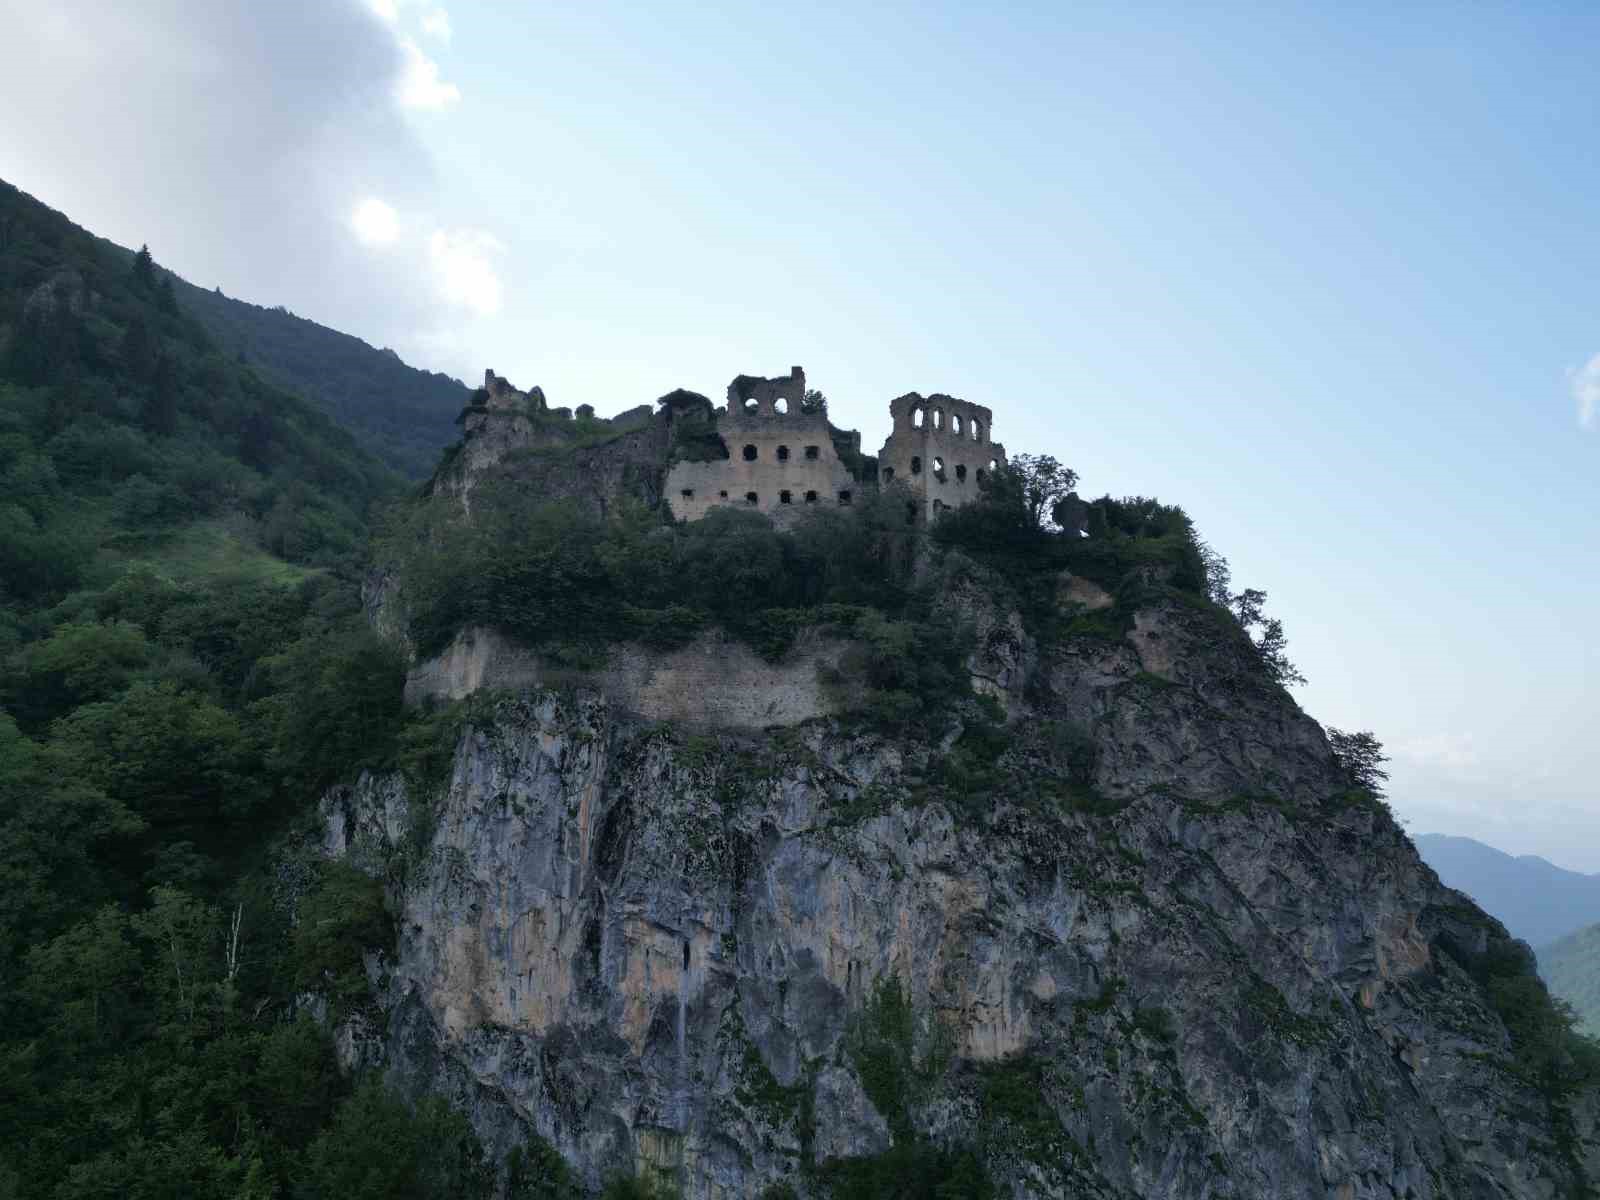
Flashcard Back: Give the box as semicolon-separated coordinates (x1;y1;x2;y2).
805;490;818;504
742;396;760;414
975;470;986;485
932;456;945;480
804;445;820;460
955;464;966;482
911;455;922;475
773;397;789;414
952;414;963;436
719;490;729;499
837;490;852;505
777;445;790;462
742;444;758;461
912;407;925;429
745;492;758;505
681;488;694;499
780;490;792;504
932;409;944;430
882;466;895;482
972;421;983;443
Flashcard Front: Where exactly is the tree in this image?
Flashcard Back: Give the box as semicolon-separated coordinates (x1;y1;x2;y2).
157;275;178;315
1227;588;1306;687
1003;453;1079;530
1326;728;1389;798
800;388;828;415
131;243;155;289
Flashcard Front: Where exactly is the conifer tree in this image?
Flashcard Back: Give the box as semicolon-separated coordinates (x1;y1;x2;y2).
131;243;155;289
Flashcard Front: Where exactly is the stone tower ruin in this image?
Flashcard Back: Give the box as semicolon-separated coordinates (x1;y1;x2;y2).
876;392;1006;523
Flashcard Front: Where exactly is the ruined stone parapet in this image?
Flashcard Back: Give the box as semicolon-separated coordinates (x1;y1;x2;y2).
666;367;859;526
876;391;1006;523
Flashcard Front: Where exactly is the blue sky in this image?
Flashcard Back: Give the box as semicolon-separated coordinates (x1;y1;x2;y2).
2;1;1595;867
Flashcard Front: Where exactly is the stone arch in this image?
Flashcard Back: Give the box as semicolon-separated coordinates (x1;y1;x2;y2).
742;444;758;461
912;406;925;429
952;413;963;436
932;408;944;431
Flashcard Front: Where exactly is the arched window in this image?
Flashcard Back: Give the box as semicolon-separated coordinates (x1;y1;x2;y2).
719;490;729;499
745;492;758;505
773;397;788;414
952;414;963;436
780;490;793;504
804;445;820;460
932;409;944;431
742;396;760;414
838;490;853;505
912;407;925;429
911;455;922;475
906;502;918;525
777;445;790;462
804;490;818;504
989;458;998;472
681;488;694;499
742;444;758;461
955;464;966;482
975;470;986;485
882;466;895;482
932;456;945;479
972;421;983;443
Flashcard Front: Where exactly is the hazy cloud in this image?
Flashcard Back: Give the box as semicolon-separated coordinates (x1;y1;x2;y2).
430;230;505;316
421;8;453;42
1572;352;1600;431
396;36;461;110
350;197;403;247
0;0;490;374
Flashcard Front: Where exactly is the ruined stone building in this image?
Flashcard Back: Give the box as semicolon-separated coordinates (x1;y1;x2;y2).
664;367;1005;524
877;391;1005;523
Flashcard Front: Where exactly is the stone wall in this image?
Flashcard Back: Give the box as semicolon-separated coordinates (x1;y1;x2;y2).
404;625;854;728
664;367;860;526
877;391;1007;522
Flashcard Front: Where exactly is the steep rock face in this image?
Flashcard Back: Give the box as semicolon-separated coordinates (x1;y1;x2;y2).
320;600;1597;1199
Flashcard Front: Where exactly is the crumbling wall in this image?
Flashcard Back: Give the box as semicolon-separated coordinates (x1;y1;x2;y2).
877;392;1007;523
664;367;860;526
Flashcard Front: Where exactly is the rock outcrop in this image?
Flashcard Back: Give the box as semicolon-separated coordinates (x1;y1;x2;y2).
317;591;1598;1198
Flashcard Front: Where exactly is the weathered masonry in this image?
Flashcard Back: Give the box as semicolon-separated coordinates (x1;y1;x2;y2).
664;366;1006;526
877;391;1006;523
665;368;861;526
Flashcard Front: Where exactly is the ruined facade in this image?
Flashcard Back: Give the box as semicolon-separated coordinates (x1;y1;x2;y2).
664;368;862;526
665;368;1004;526
877;392;1006;523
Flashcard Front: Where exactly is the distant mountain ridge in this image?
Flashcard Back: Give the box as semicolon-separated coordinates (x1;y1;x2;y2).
1413;832;1600;947
169;279;467;480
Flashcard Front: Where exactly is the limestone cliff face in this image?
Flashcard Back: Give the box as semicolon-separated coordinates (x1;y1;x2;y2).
319;595;1598;1199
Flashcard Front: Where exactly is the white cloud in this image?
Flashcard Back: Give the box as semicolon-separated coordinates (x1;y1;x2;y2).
349;196;401;246
1572;352;1600;432
1391;732;1482;776
366;0;399;24
420;8;452;42
395;36;460;109
429;228;505;315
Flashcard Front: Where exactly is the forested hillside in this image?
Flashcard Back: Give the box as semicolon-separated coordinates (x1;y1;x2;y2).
1541;924;1600;1037
171;277;467;480
0;180;531;1198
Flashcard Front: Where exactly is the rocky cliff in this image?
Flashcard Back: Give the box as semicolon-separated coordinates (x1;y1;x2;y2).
316;584;1599;1198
